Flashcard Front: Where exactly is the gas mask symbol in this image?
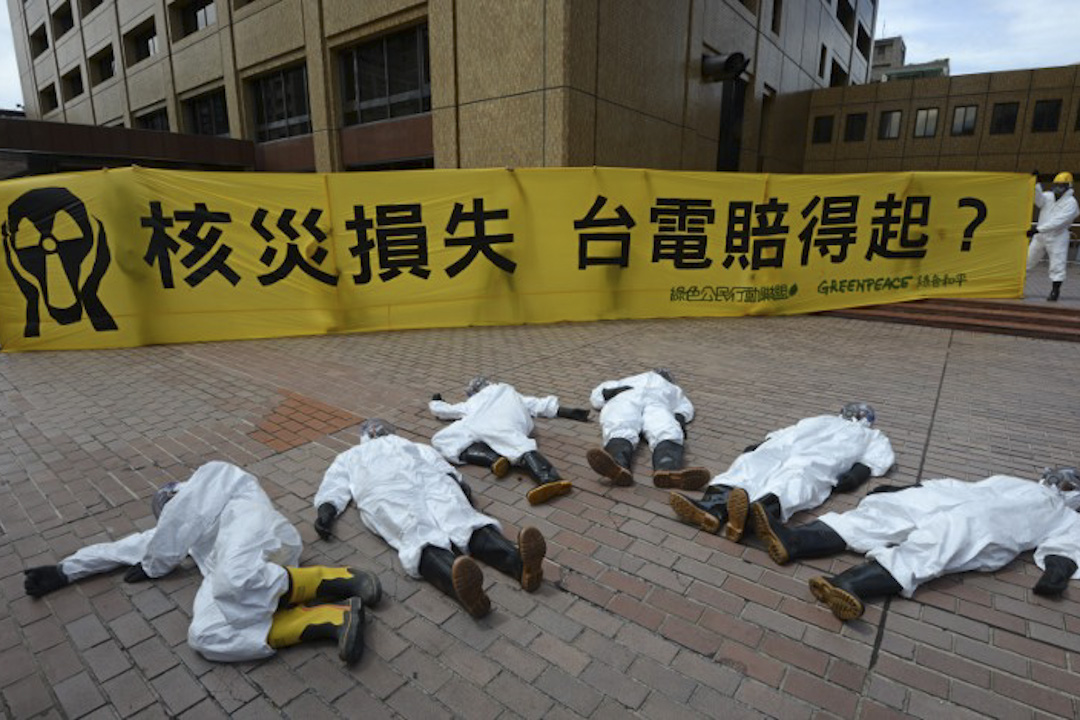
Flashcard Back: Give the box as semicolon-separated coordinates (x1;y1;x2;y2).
2;187;117;337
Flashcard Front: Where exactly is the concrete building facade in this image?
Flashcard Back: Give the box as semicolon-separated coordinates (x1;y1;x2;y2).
6;0;876;173
799;64;1080;174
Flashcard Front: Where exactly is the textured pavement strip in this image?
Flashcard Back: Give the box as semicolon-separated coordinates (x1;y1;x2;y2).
1;310;1080;718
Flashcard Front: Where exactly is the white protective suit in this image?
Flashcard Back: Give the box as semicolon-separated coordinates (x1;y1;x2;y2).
314;434;498;577
1027;184;1079;282
590;371;694;447
429;382;559;463
707;415;894;522
820;476;1080;597
58;462;301;662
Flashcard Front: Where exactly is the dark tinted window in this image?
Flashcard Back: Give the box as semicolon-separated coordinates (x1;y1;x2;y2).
989;102;1019;134
1032;99;1062;133
843;112;866;142
812;115;834;143
251;65;311;141
340;25;430;127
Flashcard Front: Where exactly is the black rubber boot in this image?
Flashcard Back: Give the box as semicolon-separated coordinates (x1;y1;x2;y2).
520;451;573;505
418;545;490;618
651;440;710;490
460;441;511;478
809;561;902;621
468;524;547;592
586;438;635;486
1049;281;1062;302
669;485;730;534
751;508;847;566
283;566;382;607
835;462;872;492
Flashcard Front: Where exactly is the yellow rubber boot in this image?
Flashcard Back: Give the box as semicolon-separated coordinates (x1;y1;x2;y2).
267;597;365;663
284;566;382;606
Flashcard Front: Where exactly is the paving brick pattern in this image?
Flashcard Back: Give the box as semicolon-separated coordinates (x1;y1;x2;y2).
2;313;1080;718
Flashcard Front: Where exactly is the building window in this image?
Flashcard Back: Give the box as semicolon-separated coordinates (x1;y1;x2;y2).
51;2;74;39
951;105;977;136
771;0;782;35
173;0;217;39
856;25;870;60
126;20;160;66
843;112;867;142
874;44;886;60
80;0;104;16
340;24;430;126
817;45;827;78
835;0;855;37
739;0;758;12
137;109;169;131
90;46;116;85
1032;99;1062;133
250;65;311;141
89;45;115;86
39;84;59;113
829;60;848;88
989;102;1019;134
136;107;170;131
878;110;901;139
913;108;938;138
30;26;49;57
184;88;229;136
811;115;833;144
61;67;84;100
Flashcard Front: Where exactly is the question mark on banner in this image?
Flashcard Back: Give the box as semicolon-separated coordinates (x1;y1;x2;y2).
957;197;986;252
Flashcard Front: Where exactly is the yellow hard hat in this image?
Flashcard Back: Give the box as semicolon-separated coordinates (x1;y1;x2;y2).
1053;171;1074;184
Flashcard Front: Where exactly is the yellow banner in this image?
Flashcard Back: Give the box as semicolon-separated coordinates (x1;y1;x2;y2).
0;166;1031;351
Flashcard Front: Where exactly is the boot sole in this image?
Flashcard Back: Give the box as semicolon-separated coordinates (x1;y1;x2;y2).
526;480;573;505
653;467;710;490
750;502;790;565
452;556;491;618
586;448;633;486
808;576;864;621
492;457;511;478
669;492;721;534
518;526;546;592
338;597;365;664
723;487;749;542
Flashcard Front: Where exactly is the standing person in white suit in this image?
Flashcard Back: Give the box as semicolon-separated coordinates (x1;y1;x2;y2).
1027;170;1079;301
313;419;547;619
585;368;710;489
23;461;381;664
753;468;1080;621
670;403;894;543
428;376;591;505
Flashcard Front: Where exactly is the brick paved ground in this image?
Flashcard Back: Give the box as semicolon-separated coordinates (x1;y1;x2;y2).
3;311;1080;719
